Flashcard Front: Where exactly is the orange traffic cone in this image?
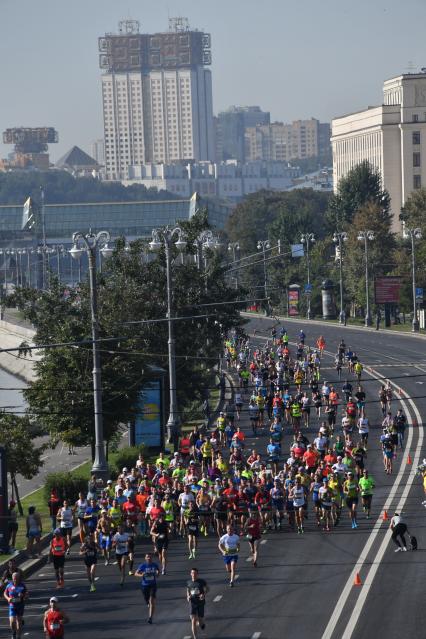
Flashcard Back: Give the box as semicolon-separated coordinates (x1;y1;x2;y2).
354;572;362;586
407;454;412;465
382;510;389;521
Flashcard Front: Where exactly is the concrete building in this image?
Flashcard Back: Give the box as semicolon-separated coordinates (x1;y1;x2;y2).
91;139;105;166
100;18;215;181
215;106;270;162
245;118;329;162
126;160;298;200
332;71;426;230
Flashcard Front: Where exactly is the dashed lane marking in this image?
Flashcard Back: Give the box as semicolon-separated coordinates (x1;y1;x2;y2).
260;539;267;545
252;633;262;639
213;595;223;602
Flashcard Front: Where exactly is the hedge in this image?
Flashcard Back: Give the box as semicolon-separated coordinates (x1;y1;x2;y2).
43;472;89;503
109;445;146;478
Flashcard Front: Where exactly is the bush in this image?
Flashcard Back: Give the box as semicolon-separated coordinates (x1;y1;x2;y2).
110;445;146;478
44;472;88;503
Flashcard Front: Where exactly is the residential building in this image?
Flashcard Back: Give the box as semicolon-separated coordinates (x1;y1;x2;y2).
215;106;270;162
332;71;426;231
245;118;329;162
91;139;105;165
100;18;215;181
126;160;299;200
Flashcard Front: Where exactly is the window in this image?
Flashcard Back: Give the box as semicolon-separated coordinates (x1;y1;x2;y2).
413;152;421;167
414;174;421;189
412;114;419;122
413;131;421;145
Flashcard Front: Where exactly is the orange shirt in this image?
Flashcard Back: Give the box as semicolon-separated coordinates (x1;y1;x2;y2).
135;493;148;513
50;536;66;556
303;450;319;467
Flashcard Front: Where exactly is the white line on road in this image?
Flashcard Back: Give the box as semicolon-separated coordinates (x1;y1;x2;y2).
213;595;223;602
29;594;78;601
340;386;423;639
321;366;417;639
260;539;267;545
251;633;262;639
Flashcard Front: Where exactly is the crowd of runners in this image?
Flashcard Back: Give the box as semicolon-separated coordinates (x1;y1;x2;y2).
1;324;415;639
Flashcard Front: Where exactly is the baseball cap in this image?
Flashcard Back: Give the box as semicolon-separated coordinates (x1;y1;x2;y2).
174;452;179;456
50;597;59;603
54;528;61;535
122;467;128;472
107;479;113;484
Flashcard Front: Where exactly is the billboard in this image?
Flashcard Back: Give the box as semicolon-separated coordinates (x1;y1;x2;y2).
134;380;163;448
374;277;402;304
288;288;300;316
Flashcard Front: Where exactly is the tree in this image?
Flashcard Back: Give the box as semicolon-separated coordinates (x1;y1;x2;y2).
16;214;243;451
327;161;391;230
0;414;47;514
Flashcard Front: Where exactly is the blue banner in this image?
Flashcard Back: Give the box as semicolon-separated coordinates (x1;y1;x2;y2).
135;380;162;448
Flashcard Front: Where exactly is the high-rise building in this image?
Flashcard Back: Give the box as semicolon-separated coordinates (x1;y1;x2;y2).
332;71;426;231
244;118;328;163
215;106;270;162
99;18;215;180
91;139;105;165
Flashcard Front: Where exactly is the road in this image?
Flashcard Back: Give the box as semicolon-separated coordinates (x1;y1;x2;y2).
2;318;425;639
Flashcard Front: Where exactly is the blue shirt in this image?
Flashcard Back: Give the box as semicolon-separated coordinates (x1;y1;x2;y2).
138;562;159;587
5;583;26;610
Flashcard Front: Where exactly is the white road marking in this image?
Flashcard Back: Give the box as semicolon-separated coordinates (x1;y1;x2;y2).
245;557;252;562
213;595;223;602
252;633;262;639
234;573;240;581
321;367;417;639
29;593;78;601
340;385;423;639
260;539;267;545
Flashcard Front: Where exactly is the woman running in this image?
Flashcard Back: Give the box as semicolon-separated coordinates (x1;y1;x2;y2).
80;532;98;592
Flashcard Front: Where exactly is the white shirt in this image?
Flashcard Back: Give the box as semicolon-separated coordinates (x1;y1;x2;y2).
219;533;240;554
358;418;369;434
113;532;129;554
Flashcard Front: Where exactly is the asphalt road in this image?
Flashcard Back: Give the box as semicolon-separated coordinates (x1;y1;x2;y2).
2;318;425;639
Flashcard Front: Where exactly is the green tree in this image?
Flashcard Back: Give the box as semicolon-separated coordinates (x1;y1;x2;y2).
0;414;47;514
327;161;391;230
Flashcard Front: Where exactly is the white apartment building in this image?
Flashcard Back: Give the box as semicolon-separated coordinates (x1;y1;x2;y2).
332;72;426;231
100;20;215;181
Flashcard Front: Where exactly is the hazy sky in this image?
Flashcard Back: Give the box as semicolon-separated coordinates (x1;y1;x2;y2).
1;0;426;161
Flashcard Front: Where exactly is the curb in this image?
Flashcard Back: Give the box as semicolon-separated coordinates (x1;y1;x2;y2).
241;311;426;339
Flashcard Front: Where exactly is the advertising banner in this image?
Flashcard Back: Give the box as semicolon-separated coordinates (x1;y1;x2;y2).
135;380;163;448
374;277;402;304
288;289;300;316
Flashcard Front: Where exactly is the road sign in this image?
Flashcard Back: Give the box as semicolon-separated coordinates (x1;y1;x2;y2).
304;283;313;293
291;244;304;258
416;287;423;302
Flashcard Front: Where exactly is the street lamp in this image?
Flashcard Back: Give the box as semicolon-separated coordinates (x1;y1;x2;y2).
149;226;187;447
403;226;422;332
357;230;375;327
228;242;240;290
257;240;271;301
194;230;221;271
300;233;315;319
333;232;348;324
69;230;113;482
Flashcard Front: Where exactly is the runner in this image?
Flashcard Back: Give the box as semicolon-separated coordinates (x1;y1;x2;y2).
343;471;360;529
135;553;160;624
359;470;375;518
43;596;69;639
80;532;98;592
245;509;261;566
112;523;130;586
57;500;74;555
290;476;305;534
96;509;112;566
4;572;27;639
186;568;208;639
218;524;240;587
49;528;66;589
150;512;168;575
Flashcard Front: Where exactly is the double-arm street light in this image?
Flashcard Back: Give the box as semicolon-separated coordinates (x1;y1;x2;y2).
357;230;375;327
70;230;114;482
333;232;348;324
193;230;221;271
403;226;422;332
300;233;315;319
228;242;240;289
149;226;187;447
257;240;271;300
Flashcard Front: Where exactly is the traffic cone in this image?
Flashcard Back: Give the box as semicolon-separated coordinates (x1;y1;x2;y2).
382;510;389;521
407;454;412;465
354;572;362;586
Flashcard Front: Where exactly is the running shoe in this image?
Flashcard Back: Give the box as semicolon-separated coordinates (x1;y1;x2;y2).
90;583;96;592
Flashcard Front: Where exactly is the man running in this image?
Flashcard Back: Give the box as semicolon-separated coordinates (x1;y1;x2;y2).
4;572;27;639
112;523;130;586
50;528;66;589
80;532;98;592
359;470;375;519
218;524;240;587
135;553;160;624
43;596;69;638
186;568;208;639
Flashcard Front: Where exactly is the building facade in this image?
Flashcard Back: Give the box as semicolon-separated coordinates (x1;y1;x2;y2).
100;19;215;181
215;106;270;162
332;72;426;231
245;118;329;162
126;160;299;200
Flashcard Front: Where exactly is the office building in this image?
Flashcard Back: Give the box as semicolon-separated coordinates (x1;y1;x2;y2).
99;18;215;180
245;118;329;162
215;106;270;162
332;71;426;230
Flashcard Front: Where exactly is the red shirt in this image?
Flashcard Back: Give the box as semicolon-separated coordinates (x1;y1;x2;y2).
246;517;261;538
122;501;139;522
223;487;238;506
149;506;165;521
45;610;65;638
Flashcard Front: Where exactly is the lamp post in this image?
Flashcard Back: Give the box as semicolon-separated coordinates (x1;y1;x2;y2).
333;232;348;324
257;240;271;301
403;226;422;332
69;230;113;482
300;233;315;319
227;242;240;289
149;226;187;447
357;230;375;327
194;230;221;271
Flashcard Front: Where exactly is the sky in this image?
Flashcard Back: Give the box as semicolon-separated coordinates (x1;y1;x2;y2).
1;0;426;161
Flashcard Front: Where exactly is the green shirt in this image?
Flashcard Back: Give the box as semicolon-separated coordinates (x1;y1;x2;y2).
358;476;375;496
